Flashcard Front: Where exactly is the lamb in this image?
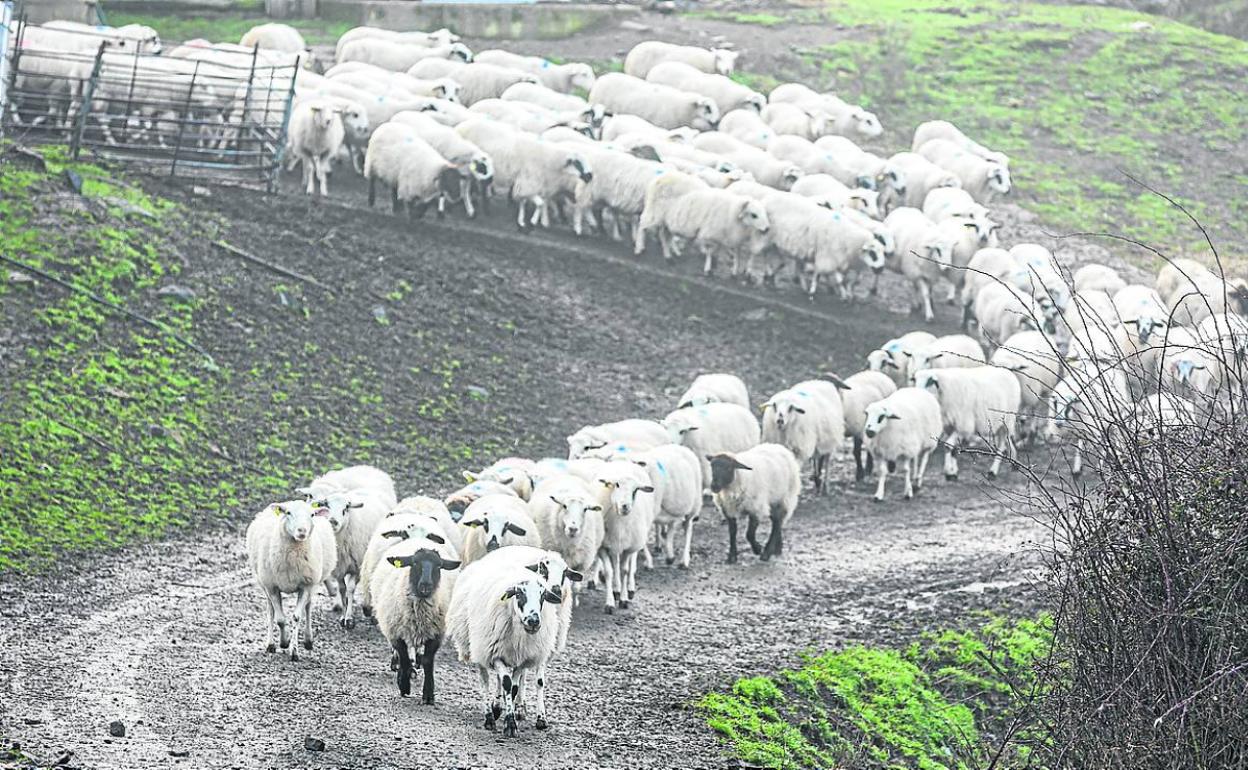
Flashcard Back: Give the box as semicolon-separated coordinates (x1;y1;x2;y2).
884;207;958;322
655;188;772;275
239;22;308;54
677;373;750;409
788;174;880;218
911;120;1009;168
589;73;720;131
459;494;542;564
861;387;943;501
593;461;657;612
888;152;963;209
389;111;493;217
760;102;827;141
456;119;593;229
245;500;338;660
662;402;762;494
462;457;539;501
409;60;539;105
916;139;1011;203
371;536;461;702
364;122;459;218
443;480;520;521
761;378;848;493
566;418;670;460
445;553;564;736
473;50;595;93
866;331;937;386
616;444;703;569
707;444;801;562
1073;264;1127;295
989;331;1064;443
623;41;739;79
719;108;777;149
646;61;764;115
814;135;903;193
839;370;899;481
338;38;472;72
974;282;1049;347
284;100;345;197
358;496;461;618
912;366;1021;479
334;26;458;60
907;333;988;376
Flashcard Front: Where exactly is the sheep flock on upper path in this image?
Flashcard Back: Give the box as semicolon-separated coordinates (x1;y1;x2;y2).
9;16;1248;744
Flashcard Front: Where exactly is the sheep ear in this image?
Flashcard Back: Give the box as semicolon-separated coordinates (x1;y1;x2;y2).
500;586;519;601
462;519;484;528
295;486;314;500
380;530;407;540
566;569;584;582
886;413;902;421
792;406;806;414
387;555;411;568
639;485;655;494
730;459;753;471
542;589;564;604
504;523;527;537
548;495;565;507
525;562;542;573
497;476;514;486
684;426;699;434
426;533;446;544
440;558;461;571
348;502;364;510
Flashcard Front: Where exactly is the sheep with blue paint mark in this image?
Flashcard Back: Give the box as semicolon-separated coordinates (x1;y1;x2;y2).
867;331;937;386
474;50;595;93
604;443;704;569
838;370;898;482
647;61;764;115
677;373;750;410
462;457;538;500
761;378;849;494
861;388;943;501
707;443;801;563
719;109;776;149
566;418;671;460
662;402;761;494
459;494;542;564
443;479;519;522
363;122;460;219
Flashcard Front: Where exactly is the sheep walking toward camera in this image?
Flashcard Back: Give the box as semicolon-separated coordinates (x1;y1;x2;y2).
459;494;542;564
677;373;751;409
593;461;657;612
246;500;338;660
287;100;345;197
618;443;704;569
529;474;606;597
861;388;943;501
761;378;849;494
867;331;938;386
839;370;898;481
990;330;1064;444
708;444;801;563
912;366;1022;480
358;496;461;616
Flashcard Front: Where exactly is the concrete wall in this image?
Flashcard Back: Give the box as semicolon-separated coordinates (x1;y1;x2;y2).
318;1;637;40
15;0;99;24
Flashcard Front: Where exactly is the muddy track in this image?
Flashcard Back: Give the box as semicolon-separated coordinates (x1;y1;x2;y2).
0;179;1048;769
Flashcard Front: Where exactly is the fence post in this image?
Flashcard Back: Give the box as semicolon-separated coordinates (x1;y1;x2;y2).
0;4;20;137
168;59;199;177
70;41;105;159
267;63;299;193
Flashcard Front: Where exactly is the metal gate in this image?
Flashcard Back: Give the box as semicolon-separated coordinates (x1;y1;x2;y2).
1;9;300;189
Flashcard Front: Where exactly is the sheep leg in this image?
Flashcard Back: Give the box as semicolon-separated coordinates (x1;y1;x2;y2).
420;637;440;705
533;665;550;730
478;667;498;730
1072;439;1083;477
679;515;695;569
264;586;284;653
317;155;330;197
642;544;654;570
495;661;520;738
392;187;401;215
599;548;618;613
744;516;765;556
915;449;933;492
462;178;476;218
988;427;1006;478
367;176;376;207
633;220;648;256
762;505;784;560
942;429;960;480
394;638;413;697
919;280;935;323
516;200;529;231
701;243;715;276
725;516;739;564
339;573;356;629
302;155;315;195
873;453;888;502
613;551;629;609
853;437;865;481
902;456;915;499
626;550;639;601
299;583;316;651
663;522;678;566
410;201;430;221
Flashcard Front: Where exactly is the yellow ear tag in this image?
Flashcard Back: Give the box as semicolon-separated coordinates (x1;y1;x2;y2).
273;506;283;517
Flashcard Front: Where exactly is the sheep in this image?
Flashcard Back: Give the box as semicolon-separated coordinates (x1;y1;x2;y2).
339;38;472;72
589;73;720;131
913;366;1021;479
445;554;564;736
958;247;1030;329
462;458;538;501
916;139;1011;203
245;500;338;660
990;331;1064;444
888;152;963;209
637;171;710;258
456;119;593;229
788;174;880;218
1012;243;1071;317
1168;270;1248;328
388;111;493;217
601;113;698;143
410;60;539;106
761;378;848;493
662;402;761;494
765;196;887;298
371;536;461;702
867;331;937;386
334;26;458;60
1157;327;1224;404
566;144;666;246
592;461;657;612
839;370;899;481
814;135;902;194
473;50;594;93
364;122;459;218
1045;358;1133;477
1114;284;1172;386
719;108;777;149
921;187;990;224
767;84;882;139
501;82;606;134
654;187;772;275
707;444;801;562
912;120;1009;167
459;494;542;564
468;97;583;134
297;486;389;629
693;133;804;190
1155;258;1214;308
529;473;606;589
566;418;670;460
358;496;461;618
907;334;988;377
1196;312;1248;367
884;207;958;322
1060;289;1121;346
760;102;827;141
623;41;738;79
677;373;750;409
1073;264;1127;295
861;387;943;501
324;68;464;105
614;444;703;569
646;61;763;115
974;282;1049;347
766;135;855;183
239;22;308;54
285;100;346;197
443;480;519;521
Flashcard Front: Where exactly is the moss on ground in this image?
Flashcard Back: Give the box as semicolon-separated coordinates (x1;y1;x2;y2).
699;614;1052;769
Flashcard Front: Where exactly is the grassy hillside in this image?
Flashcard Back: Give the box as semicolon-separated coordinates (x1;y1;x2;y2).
702;0;1248;268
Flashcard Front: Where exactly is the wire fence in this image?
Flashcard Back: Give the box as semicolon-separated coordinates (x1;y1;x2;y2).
1;12;300;189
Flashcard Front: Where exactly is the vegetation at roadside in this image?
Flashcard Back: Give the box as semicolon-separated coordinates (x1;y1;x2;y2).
104;9;352;46
699;614;1052;769
693;0;1248;267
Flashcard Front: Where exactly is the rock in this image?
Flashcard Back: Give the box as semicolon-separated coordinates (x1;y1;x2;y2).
620;20;650;32
191;186;211;197
304;736;326;752
157;285;197;302
6;270;35;285
739;307;770;321
466;385;490;400
108;721;126;738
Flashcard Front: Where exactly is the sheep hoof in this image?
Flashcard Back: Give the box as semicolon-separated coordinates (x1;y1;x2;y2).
604;605;615;615
422;694;434;705
873;495;885;503
265;643;276;654
289;650;300;663
749;542;763;556
944;473;958;481
618;599;630;609
492;705;503;721
678;562;689;570
665;556;675;565
361;606;373;618
339;617;353;630
503;715;518;738
484;714;497;731
303;638;313;651
628;590;636;600
726;554;737;564
535;716;549;731
760;552;772;562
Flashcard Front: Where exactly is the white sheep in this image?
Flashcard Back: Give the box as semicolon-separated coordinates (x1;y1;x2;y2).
239;22;308;56
788;174;880;218
867;330;937;386
646;61;763;114
623;41;738;78
861;387;943;501
907;334;988;377
443;479;520;522
760;102;827;141
445;553;564;736
501;82;606;133
1196;312;1248;367
767;84;882;139
766;136;856;185
389;111;493;217
814;135;902;194
765;196;887;298
913;366;1021;479
410;60;539;105
839;370;898;482
990;330;1064;443
1167;270;1248;328
286;100;345;197
371;535;462;702
707;444;801;562
958;247;1030;329
884;207;958;322
592;461;657;612
663;402;761;494
616;444;703;569
468;97;583;134
459;494;542;564
974;282;1049;347
473;50;595;93
462;457;538;501
912;120;1009;167
1073;264;1126;295
589;73;720;131
334;26;458;60
1045;358;1132;477
695;133;804;190
888;152;963;209
566;144;666;247
339;38;472;72
637;171;710;258
358;497;460;618
916;139;1011;203
659;188;773;275
1012;243;1071;317
921;187;990;224
761;378;848;493
601;113;697;143
1157;327;1224;404
719;108;776;149
1114;283;1171;384
677;373;750;409
566;418;670;460
245;500;338;660
1155;258;1214;309
364;122;458;218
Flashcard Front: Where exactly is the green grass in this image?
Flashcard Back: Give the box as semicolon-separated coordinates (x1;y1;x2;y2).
692;0;1248;267
699;614;1053;770
104;10;351;46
